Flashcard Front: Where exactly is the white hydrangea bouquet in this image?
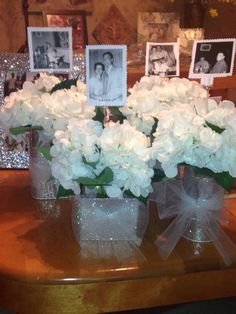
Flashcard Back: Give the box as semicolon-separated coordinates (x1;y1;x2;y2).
0;73;96;199
121;76;208;136
119;75;236;190
151;97;236;190
47;118;154;202
0;73;95;137
138;78;236;261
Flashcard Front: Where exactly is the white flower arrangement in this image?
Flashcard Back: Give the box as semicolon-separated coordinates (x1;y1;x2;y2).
151;98;236;189
0;73;95;137
50;119;154;200
121;76;208;135
2;71;235;196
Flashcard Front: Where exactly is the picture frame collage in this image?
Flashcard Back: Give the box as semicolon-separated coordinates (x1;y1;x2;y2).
1;9;236;169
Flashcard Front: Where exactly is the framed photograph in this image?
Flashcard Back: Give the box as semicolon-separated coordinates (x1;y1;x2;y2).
43;11;88;50
0;53;86;169
92;4;136;46
86;45;127;107
138;12;180;44
145;42;179;77
200;44;212;52
189;39;236;78
27;27;73;73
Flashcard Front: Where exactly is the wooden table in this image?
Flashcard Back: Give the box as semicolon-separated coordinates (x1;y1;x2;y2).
1;170;236;314
127;68;236;101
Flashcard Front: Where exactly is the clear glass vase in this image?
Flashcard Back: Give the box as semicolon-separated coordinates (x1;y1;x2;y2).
71;196;149;247
28;129;59;200
182;166;224;243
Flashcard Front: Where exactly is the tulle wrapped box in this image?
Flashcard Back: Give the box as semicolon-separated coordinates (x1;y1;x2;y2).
72;197;149;247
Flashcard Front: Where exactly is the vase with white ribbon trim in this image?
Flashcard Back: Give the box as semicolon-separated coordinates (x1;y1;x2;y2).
28;129;59;200
181;166;224;243
151;167;236;265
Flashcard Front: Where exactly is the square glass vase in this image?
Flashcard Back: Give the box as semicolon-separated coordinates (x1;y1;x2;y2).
71;196;149;247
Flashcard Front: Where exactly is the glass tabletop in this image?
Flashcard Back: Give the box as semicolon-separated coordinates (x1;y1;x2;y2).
0;169;236;285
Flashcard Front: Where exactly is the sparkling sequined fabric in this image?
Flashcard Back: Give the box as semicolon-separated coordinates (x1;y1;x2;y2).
72;197;149;247
0;53;86;168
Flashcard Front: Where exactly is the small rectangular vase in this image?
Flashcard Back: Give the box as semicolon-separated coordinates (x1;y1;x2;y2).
72;196;149;247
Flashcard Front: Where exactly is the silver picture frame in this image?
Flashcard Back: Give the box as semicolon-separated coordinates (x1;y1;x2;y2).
0;53;86;168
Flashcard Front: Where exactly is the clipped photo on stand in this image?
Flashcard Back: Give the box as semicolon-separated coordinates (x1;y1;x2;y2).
189;38;236;79
27;27;73;73
145;42;179;77
86;45;127;106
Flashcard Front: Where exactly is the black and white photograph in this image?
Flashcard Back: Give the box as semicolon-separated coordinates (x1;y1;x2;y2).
4;71;27;97
86;45;127;106
27;27;73;72
189;39;236;78
3;71;69;97
145;42;179;77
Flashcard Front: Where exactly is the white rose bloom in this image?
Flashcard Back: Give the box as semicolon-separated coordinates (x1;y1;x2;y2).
34;73;60;92
220;100;235;109
99;120;154;198
199;127;223;153
0;75;95;142
51;119;153;197
121;76;207;135
50;119;103;194
152;96;236;178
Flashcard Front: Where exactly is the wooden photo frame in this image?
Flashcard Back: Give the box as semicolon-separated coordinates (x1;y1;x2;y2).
138;12;180;44
43;10;88;50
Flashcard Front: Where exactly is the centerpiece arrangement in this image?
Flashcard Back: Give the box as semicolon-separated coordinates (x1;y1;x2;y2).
120;75;236;263
1;73;236;260
0;73;95;199
49;118;154;244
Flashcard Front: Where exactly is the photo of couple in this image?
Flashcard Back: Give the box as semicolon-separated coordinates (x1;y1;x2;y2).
87;46;126;106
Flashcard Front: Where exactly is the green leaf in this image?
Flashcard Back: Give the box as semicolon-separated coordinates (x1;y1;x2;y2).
95;185;108;198
151;118;158;135
215;171;234;192
152;168;166;182
36;146;52;161
191;165;215;178
57;185;74;198
82;156;98;169
74;167;113;186
10;125;43;135
93;107;105;124
191;165;234;191
39;87;47;93
92;107;126;124
109;107;126;123
51;78;77;93
205;121;225;134
124;190;148;205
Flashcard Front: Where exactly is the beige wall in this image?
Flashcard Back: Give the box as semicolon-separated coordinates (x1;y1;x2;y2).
0;0;236;53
